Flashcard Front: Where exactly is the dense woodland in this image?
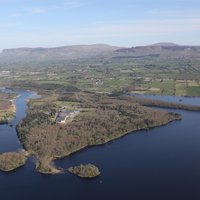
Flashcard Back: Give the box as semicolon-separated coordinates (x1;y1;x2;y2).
68;164;100;178
0;152;27;172
17;92;183;174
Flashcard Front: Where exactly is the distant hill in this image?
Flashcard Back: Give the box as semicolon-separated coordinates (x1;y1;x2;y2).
115;43;200;59
150;42;179;47
0;44;121;64
1;43;200;68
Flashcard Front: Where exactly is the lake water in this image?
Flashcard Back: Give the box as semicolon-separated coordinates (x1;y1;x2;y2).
1;91;200;200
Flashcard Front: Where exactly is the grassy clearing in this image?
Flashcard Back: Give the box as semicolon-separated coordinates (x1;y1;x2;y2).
151;80;175;95
175;80;187;96
102;79;132;92
54;101;79;107
138;79;175;95
186;86;200;96
187;80;199;87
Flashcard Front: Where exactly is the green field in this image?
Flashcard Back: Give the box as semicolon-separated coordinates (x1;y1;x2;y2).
1;44;200;97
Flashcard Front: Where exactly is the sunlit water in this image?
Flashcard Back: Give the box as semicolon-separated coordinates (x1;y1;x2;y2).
0;91;200;200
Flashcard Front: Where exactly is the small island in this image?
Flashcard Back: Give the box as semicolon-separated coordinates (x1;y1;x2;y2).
68;164;100;178
0;152;27;172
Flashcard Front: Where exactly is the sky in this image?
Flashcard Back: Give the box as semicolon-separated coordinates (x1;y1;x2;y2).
1;0;200;49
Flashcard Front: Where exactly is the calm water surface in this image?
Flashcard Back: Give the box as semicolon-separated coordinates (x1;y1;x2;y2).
1;91;200;200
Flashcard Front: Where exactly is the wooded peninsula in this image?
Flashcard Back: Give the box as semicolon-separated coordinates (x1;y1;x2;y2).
15;90;199;174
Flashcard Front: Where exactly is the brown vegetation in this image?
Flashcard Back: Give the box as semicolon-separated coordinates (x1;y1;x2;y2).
131;96;200;111
0;152;27;172
0;92;16;123
17;92;183;174
68;164;100;178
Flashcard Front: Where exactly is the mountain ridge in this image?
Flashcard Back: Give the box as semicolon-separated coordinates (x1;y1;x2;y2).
0;44;121;64
1;43;200;66
1;44;121;53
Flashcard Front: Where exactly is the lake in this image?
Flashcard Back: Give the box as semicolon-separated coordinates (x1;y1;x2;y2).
1;91;200;200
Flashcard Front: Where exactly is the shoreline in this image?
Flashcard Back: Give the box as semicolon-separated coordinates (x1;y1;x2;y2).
6;95;19;122
0;91;20;124
34;115;182;174
4;88;199;175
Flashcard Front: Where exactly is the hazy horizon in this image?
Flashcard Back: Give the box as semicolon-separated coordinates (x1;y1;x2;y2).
1;42;200;52
1;0;200;49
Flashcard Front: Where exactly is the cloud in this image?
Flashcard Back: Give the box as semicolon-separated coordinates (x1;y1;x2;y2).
64;1;83;8
8;6;46;18
1;17;200;49
0;22;19;28
28;7;46;14
39;18;200;45
8;2;81;18
148;8;200;18
75;18;200;40
9;13;22;17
